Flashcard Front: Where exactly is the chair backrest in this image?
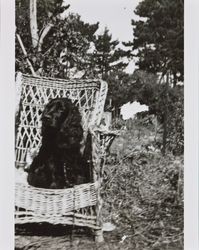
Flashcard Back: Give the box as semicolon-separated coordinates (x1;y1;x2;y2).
15;73;108;166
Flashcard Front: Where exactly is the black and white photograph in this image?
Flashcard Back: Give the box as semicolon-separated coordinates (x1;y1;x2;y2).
0;0;199;249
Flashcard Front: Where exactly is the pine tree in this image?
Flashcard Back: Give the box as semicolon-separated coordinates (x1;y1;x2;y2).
92;28;128;79
124;0;183;85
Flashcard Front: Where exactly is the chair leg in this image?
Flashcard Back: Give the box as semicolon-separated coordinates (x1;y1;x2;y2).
94;228;104;242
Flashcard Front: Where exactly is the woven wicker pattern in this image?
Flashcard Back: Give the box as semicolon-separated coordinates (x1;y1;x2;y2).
15;73;111;232
15;182;98;213
15;74;107;166
15;182;100;229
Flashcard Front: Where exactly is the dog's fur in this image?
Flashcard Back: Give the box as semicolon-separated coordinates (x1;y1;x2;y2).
27;98;91;189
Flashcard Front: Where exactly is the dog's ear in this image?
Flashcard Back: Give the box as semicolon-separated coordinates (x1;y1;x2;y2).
42;99;54;117
44;98;54;108
57;104;84;146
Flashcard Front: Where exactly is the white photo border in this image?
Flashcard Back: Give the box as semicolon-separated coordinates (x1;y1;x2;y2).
0;0;199;249
0;0;15;249
184;0;199;249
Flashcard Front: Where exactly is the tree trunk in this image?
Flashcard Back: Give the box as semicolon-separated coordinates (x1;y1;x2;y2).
162;72;169;155
30;0;38;48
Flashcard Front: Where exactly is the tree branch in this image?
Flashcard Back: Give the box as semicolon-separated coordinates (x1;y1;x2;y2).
16;33;37;76
38;23;54;52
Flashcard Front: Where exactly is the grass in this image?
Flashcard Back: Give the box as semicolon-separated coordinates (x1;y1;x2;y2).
101;118;183;249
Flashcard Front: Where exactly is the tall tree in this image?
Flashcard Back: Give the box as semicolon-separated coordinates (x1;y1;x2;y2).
92;28;128;79
124;0;184;85
105;71;132;110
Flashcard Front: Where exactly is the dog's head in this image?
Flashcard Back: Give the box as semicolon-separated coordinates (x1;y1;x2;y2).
56;105;84;150
41;98;72;134
41;98;83;150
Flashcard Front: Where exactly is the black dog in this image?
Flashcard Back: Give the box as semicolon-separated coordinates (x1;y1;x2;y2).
27;98;92;189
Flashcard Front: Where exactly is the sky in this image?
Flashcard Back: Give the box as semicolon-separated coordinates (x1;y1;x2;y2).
65;0;140;42
64;0;141;73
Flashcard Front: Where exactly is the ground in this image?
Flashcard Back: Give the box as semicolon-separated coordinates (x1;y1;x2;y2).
15;117;183;250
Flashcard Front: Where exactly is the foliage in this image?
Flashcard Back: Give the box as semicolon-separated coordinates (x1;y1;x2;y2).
16;0;69;74
92;28;128;79
16;5;99;77
105;71;132;110
36;13;99;78
16;1;128;80
122;0;184;155
124;0;184;85
16;0;69;44
119;69;184;155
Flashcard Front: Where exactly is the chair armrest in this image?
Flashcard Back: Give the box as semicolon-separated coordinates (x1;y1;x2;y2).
89;127;119;155
91;128;119;153
88;126;119;180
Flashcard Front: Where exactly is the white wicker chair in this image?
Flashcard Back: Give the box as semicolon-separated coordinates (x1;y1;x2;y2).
15;73;116;242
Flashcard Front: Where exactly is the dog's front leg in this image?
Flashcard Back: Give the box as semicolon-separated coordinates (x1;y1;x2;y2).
48;158;65;189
